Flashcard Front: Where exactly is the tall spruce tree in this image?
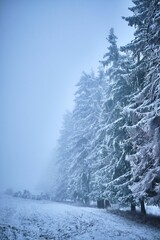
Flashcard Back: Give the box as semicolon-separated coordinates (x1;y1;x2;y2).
122;0;160;210
89;29;132;206
67;71;103;204
54;111;74;201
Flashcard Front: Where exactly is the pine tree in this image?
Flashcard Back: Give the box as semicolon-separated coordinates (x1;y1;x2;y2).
122;0;160;209
54;111;74;201
67;71;104;204
90;29;132;206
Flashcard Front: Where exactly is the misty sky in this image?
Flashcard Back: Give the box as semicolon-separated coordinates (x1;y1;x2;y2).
0;0;133;192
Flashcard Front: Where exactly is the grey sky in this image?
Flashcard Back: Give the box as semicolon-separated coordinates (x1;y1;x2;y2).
0;0;133;192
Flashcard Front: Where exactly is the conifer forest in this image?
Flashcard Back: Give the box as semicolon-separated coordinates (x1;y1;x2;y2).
51;0;160;214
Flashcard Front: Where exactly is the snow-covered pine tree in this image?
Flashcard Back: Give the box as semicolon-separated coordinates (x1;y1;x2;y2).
66;71;104;204
90;29;132;207
54;111;74;201
122;0;160;212
103;55;134;207
89;29;120;203
85;68;107;202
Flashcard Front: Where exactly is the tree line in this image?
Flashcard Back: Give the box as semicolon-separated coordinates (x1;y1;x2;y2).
50;0;160;215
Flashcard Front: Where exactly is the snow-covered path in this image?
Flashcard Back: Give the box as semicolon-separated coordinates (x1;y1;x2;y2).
0;195;160;240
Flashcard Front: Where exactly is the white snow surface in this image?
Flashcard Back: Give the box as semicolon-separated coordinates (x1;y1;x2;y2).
0;195;160;240
146;206;160;217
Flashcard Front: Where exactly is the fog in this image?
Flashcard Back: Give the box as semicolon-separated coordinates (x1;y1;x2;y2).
0;0;133;192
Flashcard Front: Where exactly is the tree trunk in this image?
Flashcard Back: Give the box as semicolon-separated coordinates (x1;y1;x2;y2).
104;199;111;208
84;196;89;206
140;198;146;215
101;199;105;209
131;202;136;213
97;199;104;209
97;200;100;208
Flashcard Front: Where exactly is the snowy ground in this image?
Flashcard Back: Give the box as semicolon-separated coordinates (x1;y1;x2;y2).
0;195;160;240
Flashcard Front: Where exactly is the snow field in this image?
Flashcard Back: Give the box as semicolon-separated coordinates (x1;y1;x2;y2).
0;195;160;240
